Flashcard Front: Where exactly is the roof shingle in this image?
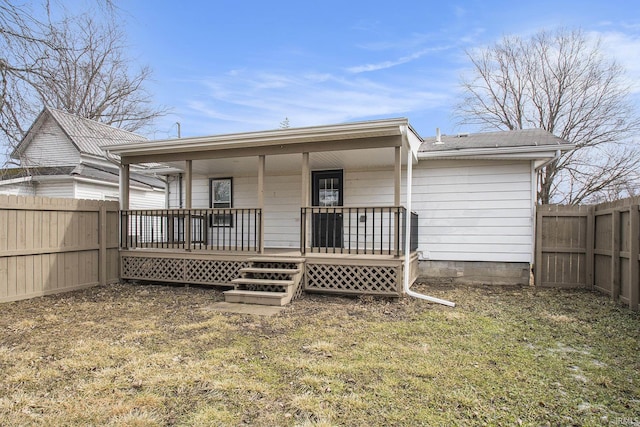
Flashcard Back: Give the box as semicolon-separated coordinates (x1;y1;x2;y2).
419;128;569;152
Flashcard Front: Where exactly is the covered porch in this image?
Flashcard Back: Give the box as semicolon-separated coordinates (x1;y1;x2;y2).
109;119;422;303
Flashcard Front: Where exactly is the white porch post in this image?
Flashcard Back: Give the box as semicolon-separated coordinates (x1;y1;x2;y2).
185;160;192;250
301;152;310;254
258;155;265;253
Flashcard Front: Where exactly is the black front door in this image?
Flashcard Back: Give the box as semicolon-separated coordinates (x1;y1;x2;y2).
312;170;343;248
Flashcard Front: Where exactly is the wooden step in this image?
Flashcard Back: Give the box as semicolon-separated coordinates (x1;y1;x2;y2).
231;278;295;287
224;290;288;306
239;267;301;275
246;257;305;263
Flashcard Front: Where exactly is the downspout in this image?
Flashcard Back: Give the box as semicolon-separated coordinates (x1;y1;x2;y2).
403;137;455;307
534;149;562;177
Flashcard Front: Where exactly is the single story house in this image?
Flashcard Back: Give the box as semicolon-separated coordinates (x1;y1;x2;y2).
0;107;165;207
105;118;573;305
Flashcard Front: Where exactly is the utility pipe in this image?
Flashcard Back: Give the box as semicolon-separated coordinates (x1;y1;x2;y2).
403;136;456;307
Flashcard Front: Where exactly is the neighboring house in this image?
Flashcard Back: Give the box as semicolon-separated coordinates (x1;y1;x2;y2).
105;118;573;305
0;107;165;208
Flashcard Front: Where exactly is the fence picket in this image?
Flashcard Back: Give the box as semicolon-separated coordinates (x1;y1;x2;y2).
537;198;640;310
0;195;119;303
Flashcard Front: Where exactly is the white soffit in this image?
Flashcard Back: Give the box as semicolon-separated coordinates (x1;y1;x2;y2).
170;147;399;176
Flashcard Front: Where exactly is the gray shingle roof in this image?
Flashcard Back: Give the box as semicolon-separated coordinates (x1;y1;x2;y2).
72;164;165;189
0;166;75;181
46;108;148;157
419;128;570;152
0;164;164;189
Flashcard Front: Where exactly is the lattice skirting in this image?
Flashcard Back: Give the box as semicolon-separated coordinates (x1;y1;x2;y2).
305;263;400;295
121;256;248;285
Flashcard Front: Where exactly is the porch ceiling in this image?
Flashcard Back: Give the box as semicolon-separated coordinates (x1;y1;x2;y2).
168;147;401;175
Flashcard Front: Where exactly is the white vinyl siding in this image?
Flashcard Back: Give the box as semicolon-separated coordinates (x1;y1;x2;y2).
181;170;397;249
344;169;395;206
74;181;119;201
22;116;80;167
0;182;36;196
75;181;164;209
167;175;183;208
129;189;165;210
178;174;299;248
263;174;301;248
412;159;533;263
36;181;75;199
160;161;534;261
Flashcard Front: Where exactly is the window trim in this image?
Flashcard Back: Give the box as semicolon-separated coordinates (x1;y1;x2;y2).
209;177;233;227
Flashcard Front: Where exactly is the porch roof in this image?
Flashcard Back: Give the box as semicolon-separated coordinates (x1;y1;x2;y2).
106;118;422;165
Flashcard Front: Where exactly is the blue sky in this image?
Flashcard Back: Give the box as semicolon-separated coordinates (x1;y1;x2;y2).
109;1;640;139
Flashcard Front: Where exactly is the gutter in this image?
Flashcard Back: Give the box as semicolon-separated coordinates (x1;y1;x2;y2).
0;176;34;186
418;144;574;160
534;149;562;171
72;175;161;192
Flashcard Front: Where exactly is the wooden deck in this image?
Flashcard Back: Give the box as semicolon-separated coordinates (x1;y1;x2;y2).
120;248;418;299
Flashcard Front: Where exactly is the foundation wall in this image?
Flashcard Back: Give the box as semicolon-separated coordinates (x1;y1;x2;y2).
418;260;531;286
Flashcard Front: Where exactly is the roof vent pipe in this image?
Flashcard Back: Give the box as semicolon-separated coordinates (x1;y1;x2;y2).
435;128;443;144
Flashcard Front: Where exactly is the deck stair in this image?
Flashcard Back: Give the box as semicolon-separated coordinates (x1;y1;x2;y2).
224;257;305;306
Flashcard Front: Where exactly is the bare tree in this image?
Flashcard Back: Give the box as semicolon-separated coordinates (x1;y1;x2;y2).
0;1;165;166
456;28;640;204
0;1;52;156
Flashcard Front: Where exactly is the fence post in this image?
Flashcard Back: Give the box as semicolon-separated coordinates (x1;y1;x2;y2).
585;206;595;288
611;209;621;301
534;206;544;287
99;204;107;286
629;206;639;310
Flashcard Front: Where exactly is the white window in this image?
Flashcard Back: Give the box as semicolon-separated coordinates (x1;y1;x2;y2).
210;178;233;227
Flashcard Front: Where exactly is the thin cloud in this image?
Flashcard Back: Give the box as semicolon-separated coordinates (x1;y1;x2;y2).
591;29;640;93
181;67;453;135
347;47;447;73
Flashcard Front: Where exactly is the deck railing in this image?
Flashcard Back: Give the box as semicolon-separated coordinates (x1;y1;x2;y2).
300;206;417;256
410;211;419;252
121;208;262;252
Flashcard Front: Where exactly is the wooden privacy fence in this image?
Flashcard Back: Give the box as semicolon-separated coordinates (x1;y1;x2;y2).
536;198;640;310
0;195;119;303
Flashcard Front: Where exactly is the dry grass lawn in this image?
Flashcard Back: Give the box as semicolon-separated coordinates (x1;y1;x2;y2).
0;282;638;426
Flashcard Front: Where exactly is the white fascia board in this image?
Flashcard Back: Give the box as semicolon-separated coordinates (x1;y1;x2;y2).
0;176;33;186
402;124;423;162
418;144;575;161
72;176;155;192
0;173;152;192
27;175;73;184
104;118;409;157
87;156;181;175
